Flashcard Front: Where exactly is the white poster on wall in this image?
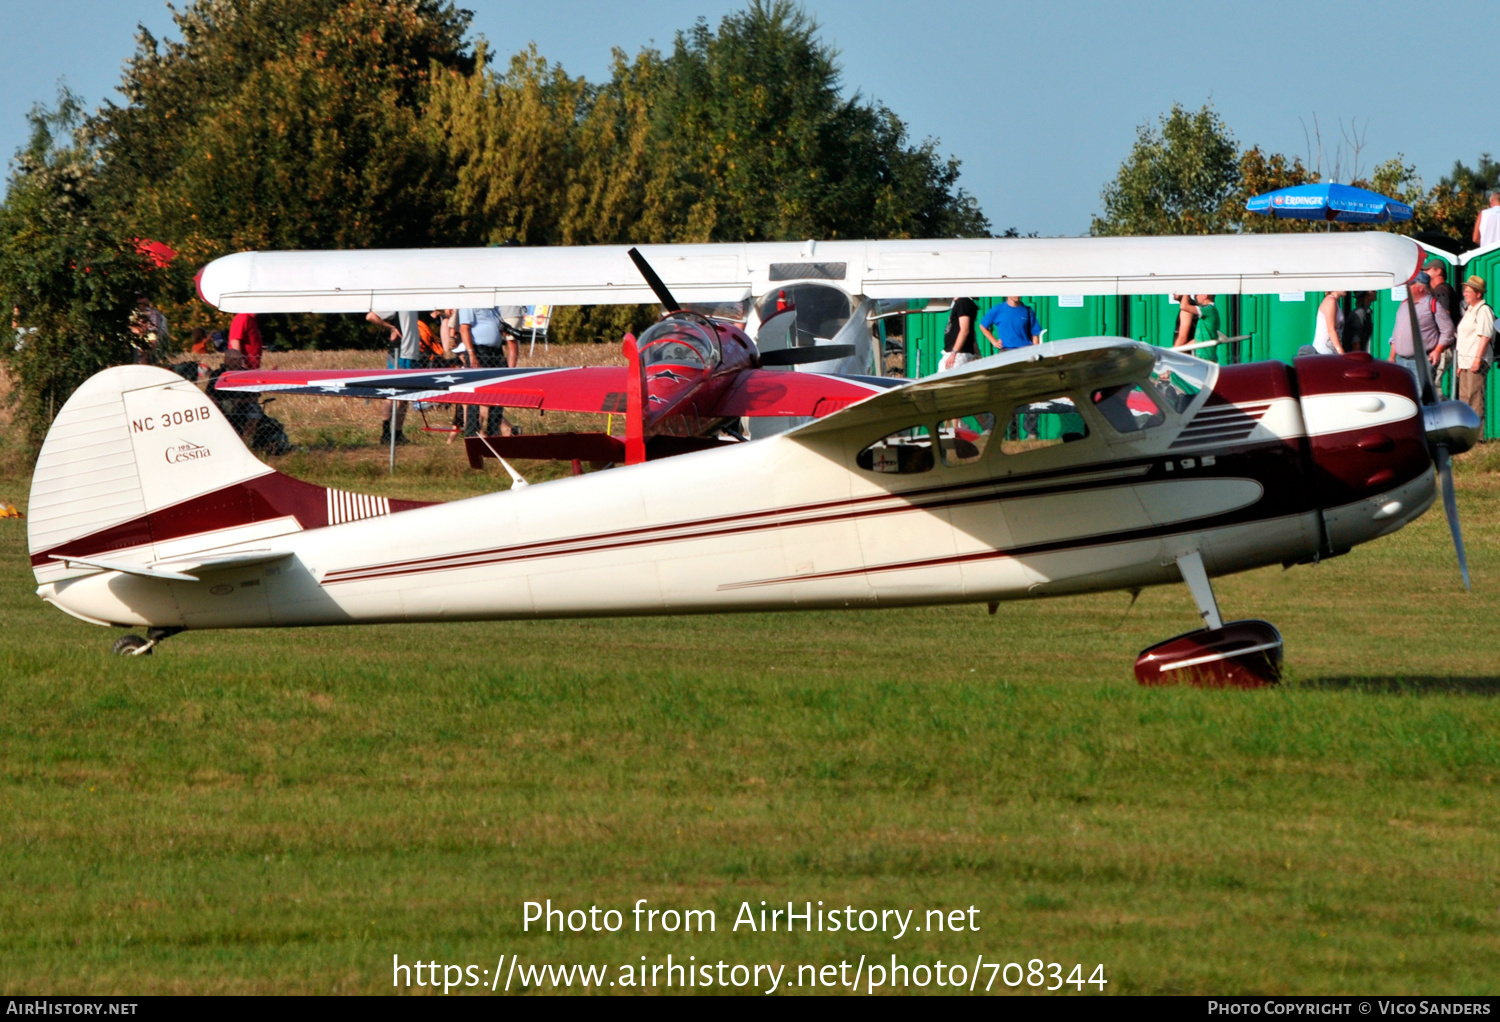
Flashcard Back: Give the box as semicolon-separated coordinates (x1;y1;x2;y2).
1278;292;1306;303
1391;285;1407;301
1058;295;1084;307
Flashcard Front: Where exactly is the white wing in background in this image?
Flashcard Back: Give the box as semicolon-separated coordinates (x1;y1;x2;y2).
198;234;1423;313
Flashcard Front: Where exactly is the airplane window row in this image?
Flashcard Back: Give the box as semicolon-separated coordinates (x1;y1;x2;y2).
857;384;1170;475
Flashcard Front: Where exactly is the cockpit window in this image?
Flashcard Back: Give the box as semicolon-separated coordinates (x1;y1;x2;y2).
1151;348;1215;414
753;283;853;345
1091;384;1165;433
856;425;934;474
999;396;1089;455
637;316;720;369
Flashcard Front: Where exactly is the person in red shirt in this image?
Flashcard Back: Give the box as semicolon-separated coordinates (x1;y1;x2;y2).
228;312;262;368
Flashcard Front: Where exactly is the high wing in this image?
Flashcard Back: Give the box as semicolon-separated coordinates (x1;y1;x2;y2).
216;366;903;417
788;337;1157;441
198;234;1422;314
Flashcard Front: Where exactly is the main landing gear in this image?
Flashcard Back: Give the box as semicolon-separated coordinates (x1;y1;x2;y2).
1134;551;1283;689
110;627;183;657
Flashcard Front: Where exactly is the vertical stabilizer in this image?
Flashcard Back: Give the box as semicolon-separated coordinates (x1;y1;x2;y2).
29;365;430;584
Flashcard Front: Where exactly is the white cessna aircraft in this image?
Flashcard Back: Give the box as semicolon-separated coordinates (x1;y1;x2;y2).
31;234;1477;685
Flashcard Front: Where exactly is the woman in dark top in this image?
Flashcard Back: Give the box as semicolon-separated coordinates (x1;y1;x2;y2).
1341;291;1375;353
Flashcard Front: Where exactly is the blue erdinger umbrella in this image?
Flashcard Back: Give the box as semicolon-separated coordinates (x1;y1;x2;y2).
1246;182;1413;223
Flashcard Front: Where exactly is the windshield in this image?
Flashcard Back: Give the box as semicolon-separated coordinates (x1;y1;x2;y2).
1150;347;1217;414
753;283;853;345
637;316;720;369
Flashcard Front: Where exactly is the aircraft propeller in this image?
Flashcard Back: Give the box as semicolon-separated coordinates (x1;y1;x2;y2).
1405;296;1481;588
626;247;681;312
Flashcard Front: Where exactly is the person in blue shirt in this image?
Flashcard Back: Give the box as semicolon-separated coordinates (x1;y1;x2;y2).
458;307;522;437
979;297;1042;350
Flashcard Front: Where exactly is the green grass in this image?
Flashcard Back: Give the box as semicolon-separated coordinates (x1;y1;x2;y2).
0;452;1498;995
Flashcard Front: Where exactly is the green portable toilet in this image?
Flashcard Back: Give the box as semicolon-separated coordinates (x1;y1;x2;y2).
1457;243;1500;438
1034;294;1124;343
904;301;948;378
1238;290;1325;363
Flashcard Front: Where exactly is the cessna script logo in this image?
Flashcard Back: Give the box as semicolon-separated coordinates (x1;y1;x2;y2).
164;440;211;464
127;405;216;465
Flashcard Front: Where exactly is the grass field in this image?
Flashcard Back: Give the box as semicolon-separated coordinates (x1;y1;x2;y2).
1;352;1498;994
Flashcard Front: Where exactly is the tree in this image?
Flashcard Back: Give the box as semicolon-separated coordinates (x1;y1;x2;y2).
93;0;475;346
642;1;987;243
1092;104;1241;236
0;91;159;447
1230;146;1318;234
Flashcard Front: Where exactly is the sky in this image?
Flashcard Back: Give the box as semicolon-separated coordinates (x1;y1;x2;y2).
2;0;1497;238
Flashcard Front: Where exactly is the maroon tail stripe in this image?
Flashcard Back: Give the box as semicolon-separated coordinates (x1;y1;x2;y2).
32;472;432;567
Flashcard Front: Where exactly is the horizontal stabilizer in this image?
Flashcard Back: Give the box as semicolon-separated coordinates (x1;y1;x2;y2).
63;549;293;582
62;557;198;582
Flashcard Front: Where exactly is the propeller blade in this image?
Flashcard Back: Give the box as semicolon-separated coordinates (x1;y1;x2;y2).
626;248;680;312
1435;447;1471;590
758;344;856;366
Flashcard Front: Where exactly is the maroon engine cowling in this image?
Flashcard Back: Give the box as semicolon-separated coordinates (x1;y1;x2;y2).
1294;352;1432;510
1135;620;1284;688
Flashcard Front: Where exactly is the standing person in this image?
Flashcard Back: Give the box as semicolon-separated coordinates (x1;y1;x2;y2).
366;310;421;445
433;309;466;438
1455;275;1495;427
1387;272;1456;392
458;307;519;437
979;296;1042;437
1426;260;1461;392
227;312;263;369
1171;295;1199;348
1474;192;1500;248
1311;291;1346;355
940;296;979;371
130;298;171;364
977;296;1042;352
1192;294;1221;360
1341;292;1376;354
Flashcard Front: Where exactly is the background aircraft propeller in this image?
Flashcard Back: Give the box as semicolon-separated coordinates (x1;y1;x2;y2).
626;247;680;312
1406;296;1481;588
758;344;856;367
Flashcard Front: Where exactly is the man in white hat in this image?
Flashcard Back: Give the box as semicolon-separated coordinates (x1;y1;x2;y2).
1456;274;1495;426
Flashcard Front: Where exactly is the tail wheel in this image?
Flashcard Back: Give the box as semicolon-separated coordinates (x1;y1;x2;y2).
111;635;152;656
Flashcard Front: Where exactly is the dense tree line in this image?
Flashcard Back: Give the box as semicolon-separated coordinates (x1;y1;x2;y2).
0;0;989;431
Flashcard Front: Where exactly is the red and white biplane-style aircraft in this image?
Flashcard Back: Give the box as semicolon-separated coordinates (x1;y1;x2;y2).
29;234;1478;686
210;249;900;469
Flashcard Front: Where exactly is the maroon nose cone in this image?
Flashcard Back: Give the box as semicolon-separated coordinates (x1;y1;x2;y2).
1135;620;1283;688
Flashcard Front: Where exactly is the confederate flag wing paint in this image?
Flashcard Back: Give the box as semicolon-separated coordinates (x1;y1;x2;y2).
217;366;899;418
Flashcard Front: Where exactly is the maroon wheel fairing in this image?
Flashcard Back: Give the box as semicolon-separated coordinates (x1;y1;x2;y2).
1134;620;1284;689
